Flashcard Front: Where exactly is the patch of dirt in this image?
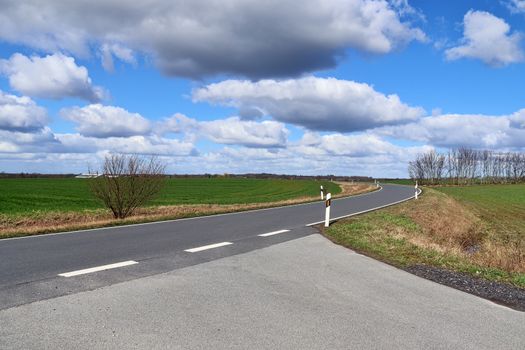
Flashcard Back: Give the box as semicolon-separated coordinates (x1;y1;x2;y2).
406;264;525;312
333;182;377;198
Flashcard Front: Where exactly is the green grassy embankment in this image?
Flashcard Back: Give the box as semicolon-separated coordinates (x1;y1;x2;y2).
325;185;525;288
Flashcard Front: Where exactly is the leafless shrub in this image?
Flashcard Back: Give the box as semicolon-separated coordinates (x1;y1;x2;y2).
89;154;166;219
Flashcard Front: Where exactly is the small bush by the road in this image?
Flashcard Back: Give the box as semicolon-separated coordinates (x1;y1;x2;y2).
89;154;166;219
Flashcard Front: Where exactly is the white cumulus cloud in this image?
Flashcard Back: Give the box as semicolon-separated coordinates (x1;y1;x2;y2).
378;109;525;149
0;127;59;153
193;77;425;132
162;114;288;148
0;90;48;132
506;0;525;14
294;132;403;157
61;104;151;138
100;43;136;72
199;117;288;148
0;53;106;101
179;133;431;178
0;0;425;79
445;10;524;66
56;134;196;156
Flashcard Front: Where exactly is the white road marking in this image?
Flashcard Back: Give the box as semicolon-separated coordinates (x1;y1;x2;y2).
258;229;290;237
58;260;138;277
184;242;233;253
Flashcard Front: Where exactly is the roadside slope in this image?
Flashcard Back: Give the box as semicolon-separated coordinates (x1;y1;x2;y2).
323;187;525;310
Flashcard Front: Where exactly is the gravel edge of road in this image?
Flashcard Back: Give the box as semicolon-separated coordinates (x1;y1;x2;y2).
405;265;525;312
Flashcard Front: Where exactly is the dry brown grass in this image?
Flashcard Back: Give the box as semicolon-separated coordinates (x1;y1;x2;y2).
389;189;524;273
333;181;375;198
0;182;376;239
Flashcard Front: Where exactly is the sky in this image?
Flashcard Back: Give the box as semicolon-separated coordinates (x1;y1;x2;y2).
0;0;524;177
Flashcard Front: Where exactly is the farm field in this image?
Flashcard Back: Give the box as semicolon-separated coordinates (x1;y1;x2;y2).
435;184;525;246
380;178;414;186
0;177;364;239
325;184;525;289
0;177;341;215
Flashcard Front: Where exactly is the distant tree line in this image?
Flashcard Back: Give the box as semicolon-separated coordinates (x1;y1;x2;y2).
162;173;372;182
0;171;372;182
409;148;525;185
0;172;77;178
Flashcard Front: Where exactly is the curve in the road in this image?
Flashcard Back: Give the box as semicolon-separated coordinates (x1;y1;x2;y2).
0;184;417;309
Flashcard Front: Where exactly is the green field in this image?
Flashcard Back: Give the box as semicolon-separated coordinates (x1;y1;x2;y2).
380;179;414;185
0;178;341;215
434;184;525;244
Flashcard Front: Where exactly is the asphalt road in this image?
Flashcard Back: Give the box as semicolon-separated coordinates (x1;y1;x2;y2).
0;184;414;309
1;234;523;349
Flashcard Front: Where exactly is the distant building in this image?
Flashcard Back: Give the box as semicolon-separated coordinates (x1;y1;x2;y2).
75;173;102;178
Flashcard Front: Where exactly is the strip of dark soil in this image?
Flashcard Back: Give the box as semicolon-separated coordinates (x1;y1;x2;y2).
406;264;525;312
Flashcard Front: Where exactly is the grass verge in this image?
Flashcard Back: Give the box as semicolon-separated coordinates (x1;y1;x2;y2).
323;187;525;288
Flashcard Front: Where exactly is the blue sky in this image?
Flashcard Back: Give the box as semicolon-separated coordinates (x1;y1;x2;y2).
0;0;524;177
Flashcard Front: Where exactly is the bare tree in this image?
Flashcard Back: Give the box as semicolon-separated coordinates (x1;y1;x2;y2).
423;150;445;184
446;149;460;185
480;150;492;184
459;147;478;184
89;154;166;219
508;153;525;183
408;155;425;183
409;150;445;185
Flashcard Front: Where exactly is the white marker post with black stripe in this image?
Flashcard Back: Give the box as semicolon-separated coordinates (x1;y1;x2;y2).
415;181;419;200
324;193;332;227
320;185;324;200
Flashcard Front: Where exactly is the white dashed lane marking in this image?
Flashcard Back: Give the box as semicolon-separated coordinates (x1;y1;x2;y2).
258;229;290;237
58;260;138;277
184;242;233;253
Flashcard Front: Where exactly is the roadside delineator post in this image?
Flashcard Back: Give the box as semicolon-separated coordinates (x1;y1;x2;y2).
324;193;332;227
415;181;419;200
320;185;324;200
376;179;379;188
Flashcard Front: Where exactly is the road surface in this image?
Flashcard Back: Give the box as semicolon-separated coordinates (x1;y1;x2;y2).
1;184;523;349
1;233;523;349
0;184;414;309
